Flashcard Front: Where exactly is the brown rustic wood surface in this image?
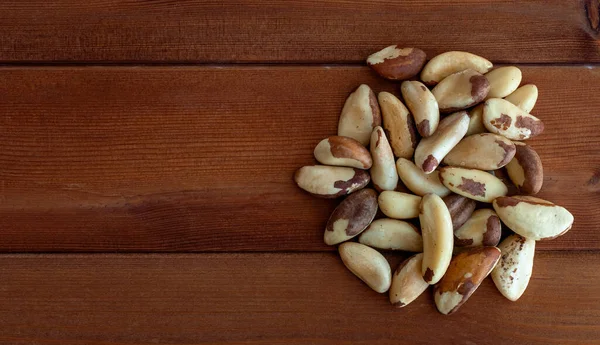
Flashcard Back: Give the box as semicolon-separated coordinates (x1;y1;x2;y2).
0;0;598;63
0;252;598;345
1;66;599;252
1;0;600;343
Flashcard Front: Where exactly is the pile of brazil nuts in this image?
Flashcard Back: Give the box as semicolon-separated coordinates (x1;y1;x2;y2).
294;46;575;315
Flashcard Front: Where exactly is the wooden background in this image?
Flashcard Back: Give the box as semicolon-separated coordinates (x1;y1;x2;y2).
0;0;599;344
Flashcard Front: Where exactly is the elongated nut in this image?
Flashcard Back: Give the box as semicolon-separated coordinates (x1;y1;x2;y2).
389;253;429;307
454;209;501;247
400;81;440;137
338;242;392;293
378;191;421;219
324;189;378;245
421;51;493;86
414;111;469;173
295;165;370;198
434;246;501;315
492;234;535;301
442;194;476;230
439;167;508;202
484;66;522;99
419;193;454;284
314;136;372;169
443;133;516;170
493;196;574;240
378;92;418;159
370;126;398;191
466;104;487;136
367;46;427;80
431;69;490;113
396;158;450;197
505;142;543;194
359;218;423;251
338;84;381;145
504;84;538;113
483;98;544;140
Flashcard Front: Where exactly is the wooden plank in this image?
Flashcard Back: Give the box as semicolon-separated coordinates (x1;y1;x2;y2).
0;1;598;64
1;66;599;252
0;252;598;344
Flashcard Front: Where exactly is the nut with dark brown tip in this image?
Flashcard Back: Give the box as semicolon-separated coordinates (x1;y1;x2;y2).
454;209;501;247
314;136;373;169
324;189;378;245
443;133;516;170
400;80;440;137
421;51;493;86
338;84;381;146
419;193;454;284
370;126;398;191
367;46;427;81
434;246;501;315
431;69;490;113
294;165;370;198
505;142;543;194
378;92;418;159
389;253;429;308
442;194;477;230
482;98;544;140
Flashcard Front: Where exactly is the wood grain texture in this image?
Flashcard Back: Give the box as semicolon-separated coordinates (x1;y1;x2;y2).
0;0;599;63
1;66;599;252
0;252;598;344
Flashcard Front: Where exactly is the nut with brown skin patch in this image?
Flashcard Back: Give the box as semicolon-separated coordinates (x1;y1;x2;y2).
314;136;373;169
454;209;501;248
439;167;507;202
367;46;427;80
389;253;429;308
431;69;490;113
358;218;422;251
378;92;418;159
338;84;381;146
294;165;370;198
419;194;454;284
414;111;469;174
492;234;535;301
370;126;398;191
338;242;392;293
442;194;477;230
421;51;493;86
493;196;574;240
484;66;522;99
506;142;543;194
400;80;440;137
443;133;516;170
324;189;378;245
483;98;544;140
434;246;501;315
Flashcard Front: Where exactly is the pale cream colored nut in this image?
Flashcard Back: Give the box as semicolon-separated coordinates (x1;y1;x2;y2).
442;194;476;230
294;165;370;198
314;136;372;169
504;84;538;113
434;246;501;315
400;81;440;137
439;167;508;203
396;158;450;197
378;191;421;219
431;69;490;113
414;111;469;173
443;133;516;170
419;193;454;284
420;51;493;86
367;46;427;81
370;126;398;191
466;104;487;136
338;84;381;145
454;209;501;247
378;92;418;159
358;218;423;251
324;189;378;245
493;196;574;240
338;242;392;293
505;142;543;194
483;98;544;140
492;234;535;301
389;253;429;307
484;66;522;99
